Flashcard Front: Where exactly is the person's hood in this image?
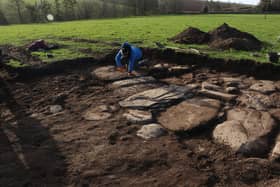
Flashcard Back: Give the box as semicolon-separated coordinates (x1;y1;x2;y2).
121;42;132;49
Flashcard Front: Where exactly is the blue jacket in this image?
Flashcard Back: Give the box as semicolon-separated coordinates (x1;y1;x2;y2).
115;43;142;73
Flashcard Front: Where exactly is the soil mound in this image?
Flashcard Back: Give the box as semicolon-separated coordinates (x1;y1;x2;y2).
208;23;262;51
172;23;262;51
171;27;209;44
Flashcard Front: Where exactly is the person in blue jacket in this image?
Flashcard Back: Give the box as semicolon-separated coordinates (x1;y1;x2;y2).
115;42;143;76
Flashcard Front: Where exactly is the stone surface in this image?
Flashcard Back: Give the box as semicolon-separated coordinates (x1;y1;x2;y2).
112;76;159;97
270;134;280;161
238;91;275;111
213;108;277;156
199;89;237;102
223;77;242;87
269;108;280;121
168;65;191;75
119;85;192;109
153;63;170;69
136;124;166;140
92;66;129;81
158;98;221;131
111;76;156;88
114;84;159;97
49;105;63;114
226;87;239;94
83;105;113;121
202;82;223;92
250;80;276;94
123;110;153;124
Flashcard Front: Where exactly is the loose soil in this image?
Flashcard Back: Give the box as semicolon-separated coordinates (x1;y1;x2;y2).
1;51;280;187
171;23;263;51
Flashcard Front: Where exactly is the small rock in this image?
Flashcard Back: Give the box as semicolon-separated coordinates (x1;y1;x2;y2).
120;135;133;141
202;82;223;92
153;63;170;69
108;131;119;144
51;93;67;105
199;89;237;102
270;134;280;161
84;112;111;121
250;80;276;94
168;65;191;75
123;110;153;124
49;105;63;114
226;87;239;94
83;105;112;121
137;124;166;140
223;77;242;87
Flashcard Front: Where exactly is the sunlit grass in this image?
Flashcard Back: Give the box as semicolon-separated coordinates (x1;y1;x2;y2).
0;14;280;64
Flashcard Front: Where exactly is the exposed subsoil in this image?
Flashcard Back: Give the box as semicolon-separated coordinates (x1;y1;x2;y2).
1;50;280;187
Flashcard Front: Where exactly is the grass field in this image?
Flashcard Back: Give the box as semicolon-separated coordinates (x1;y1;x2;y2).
0;14;280;64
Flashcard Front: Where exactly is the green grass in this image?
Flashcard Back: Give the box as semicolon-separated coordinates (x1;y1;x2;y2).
0;14;280;64
6;59;27;67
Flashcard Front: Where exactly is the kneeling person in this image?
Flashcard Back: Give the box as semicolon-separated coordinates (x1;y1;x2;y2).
115;42;143;76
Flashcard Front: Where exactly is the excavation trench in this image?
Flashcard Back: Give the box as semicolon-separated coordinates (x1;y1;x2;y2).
1;49;280;186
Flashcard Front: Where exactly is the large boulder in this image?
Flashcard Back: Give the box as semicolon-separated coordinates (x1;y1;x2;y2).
119;85;192;109
158;98;221;132
213;108;277;156
250;80;276;94
238;91;279;111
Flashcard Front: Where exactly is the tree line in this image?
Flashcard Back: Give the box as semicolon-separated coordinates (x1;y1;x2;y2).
1;0;280;25
260;0;280;11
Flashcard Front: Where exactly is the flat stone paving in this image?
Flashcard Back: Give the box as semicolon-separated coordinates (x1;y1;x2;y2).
94;65;280;159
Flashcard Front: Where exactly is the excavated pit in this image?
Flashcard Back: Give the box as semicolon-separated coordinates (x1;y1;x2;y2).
1;49;280;186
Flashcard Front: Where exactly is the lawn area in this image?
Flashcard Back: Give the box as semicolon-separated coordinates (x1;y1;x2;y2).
0;14;280;63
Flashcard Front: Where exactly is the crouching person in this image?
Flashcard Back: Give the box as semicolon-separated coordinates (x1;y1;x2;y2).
115;42;143;76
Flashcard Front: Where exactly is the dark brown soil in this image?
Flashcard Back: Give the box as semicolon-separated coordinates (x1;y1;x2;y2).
1;53;280;187
170;27;210;44
208;23;262;51
171;23;262;51
0;45;42;66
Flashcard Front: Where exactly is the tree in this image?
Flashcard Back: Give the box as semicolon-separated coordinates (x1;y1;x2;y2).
260;0;272;11
54;0;62;21
271;0;280;10
201;5;209;13
63;0;77;20
0;9;8;25
10;0;25;23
